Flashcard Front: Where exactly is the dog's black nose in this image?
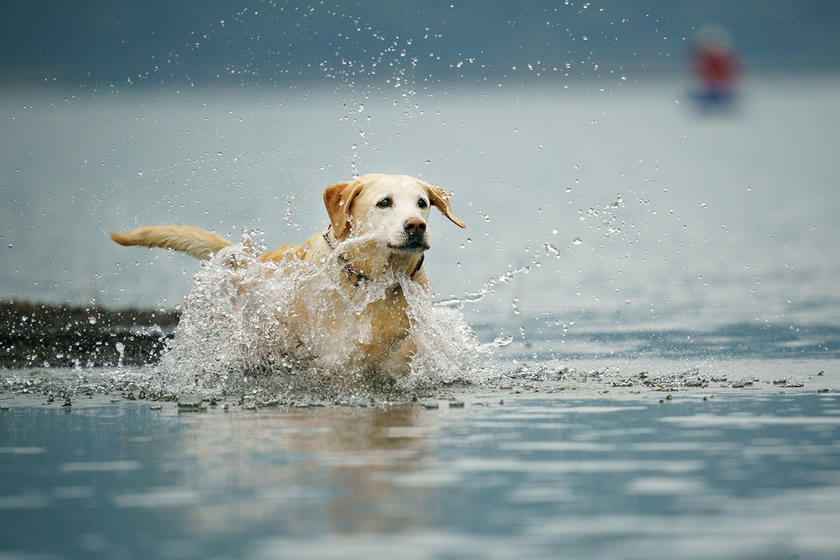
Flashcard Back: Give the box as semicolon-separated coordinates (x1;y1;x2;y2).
404;218;427;236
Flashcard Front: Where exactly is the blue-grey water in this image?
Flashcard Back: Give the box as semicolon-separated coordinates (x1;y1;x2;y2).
2;393;840;559
2;75;840;558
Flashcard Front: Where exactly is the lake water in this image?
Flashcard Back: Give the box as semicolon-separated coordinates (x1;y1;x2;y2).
2;389;840;560
2;75;840;558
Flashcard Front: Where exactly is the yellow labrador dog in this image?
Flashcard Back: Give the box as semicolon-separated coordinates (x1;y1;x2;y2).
109;173;466;375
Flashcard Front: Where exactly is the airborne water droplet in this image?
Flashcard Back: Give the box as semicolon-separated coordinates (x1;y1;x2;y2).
491;335;513;347
572;238;583;246
543;242;560;256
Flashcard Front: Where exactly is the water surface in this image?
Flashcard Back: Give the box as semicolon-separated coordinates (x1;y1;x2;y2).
2;390;839;559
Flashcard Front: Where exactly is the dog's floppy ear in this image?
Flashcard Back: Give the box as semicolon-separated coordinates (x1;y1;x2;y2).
425;184;466;228
323;180;364;240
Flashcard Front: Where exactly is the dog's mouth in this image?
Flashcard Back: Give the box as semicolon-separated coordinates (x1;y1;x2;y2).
387;239;429;253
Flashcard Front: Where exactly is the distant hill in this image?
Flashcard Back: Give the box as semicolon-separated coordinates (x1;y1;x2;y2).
2;0;839;88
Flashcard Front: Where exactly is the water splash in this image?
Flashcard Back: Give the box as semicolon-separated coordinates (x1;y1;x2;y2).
436;258;538;309
156;232;485;399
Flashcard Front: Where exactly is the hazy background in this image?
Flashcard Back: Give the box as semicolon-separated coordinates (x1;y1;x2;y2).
3;0;840;87
1;0;838;342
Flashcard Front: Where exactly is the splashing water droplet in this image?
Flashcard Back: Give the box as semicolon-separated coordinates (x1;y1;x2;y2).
115;342;125;367
543;242;560;256
491;335;513;347
572;238;583;246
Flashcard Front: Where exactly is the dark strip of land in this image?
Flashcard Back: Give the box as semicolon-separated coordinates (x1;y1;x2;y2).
1;301;179;368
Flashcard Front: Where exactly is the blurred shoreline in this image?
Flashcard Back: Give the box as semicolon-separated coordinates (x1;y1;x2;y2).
1;69;838;96
0;300;178;369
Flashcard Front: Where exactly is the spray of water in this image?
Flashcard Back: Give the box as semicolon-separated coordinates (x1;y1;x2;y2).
155;232;485;400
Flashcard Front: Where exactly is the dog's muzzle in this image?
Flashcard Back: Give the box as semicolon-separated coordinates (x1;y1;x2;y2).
388;218;429;252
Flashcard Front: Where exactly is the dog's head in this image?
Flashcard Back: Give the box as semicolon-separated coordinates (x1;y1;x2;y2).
323;174;465;253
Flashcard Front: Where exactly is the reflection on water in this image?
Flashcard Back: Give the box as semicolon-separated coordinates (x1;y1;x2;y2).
2;393;839;559
175;405;436;536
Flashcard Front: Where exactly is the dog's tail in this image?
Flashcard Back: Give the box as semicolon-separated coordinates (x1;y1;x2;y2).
109;225;233;260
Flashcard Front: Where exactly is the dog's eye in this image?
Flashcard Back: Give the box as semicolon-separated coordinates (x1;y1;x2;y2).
418;198;428;209
376;197;392;209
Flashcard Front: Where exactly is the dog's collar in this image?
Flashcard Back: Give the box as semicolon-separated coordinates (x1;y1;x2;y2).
323;225;424;285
